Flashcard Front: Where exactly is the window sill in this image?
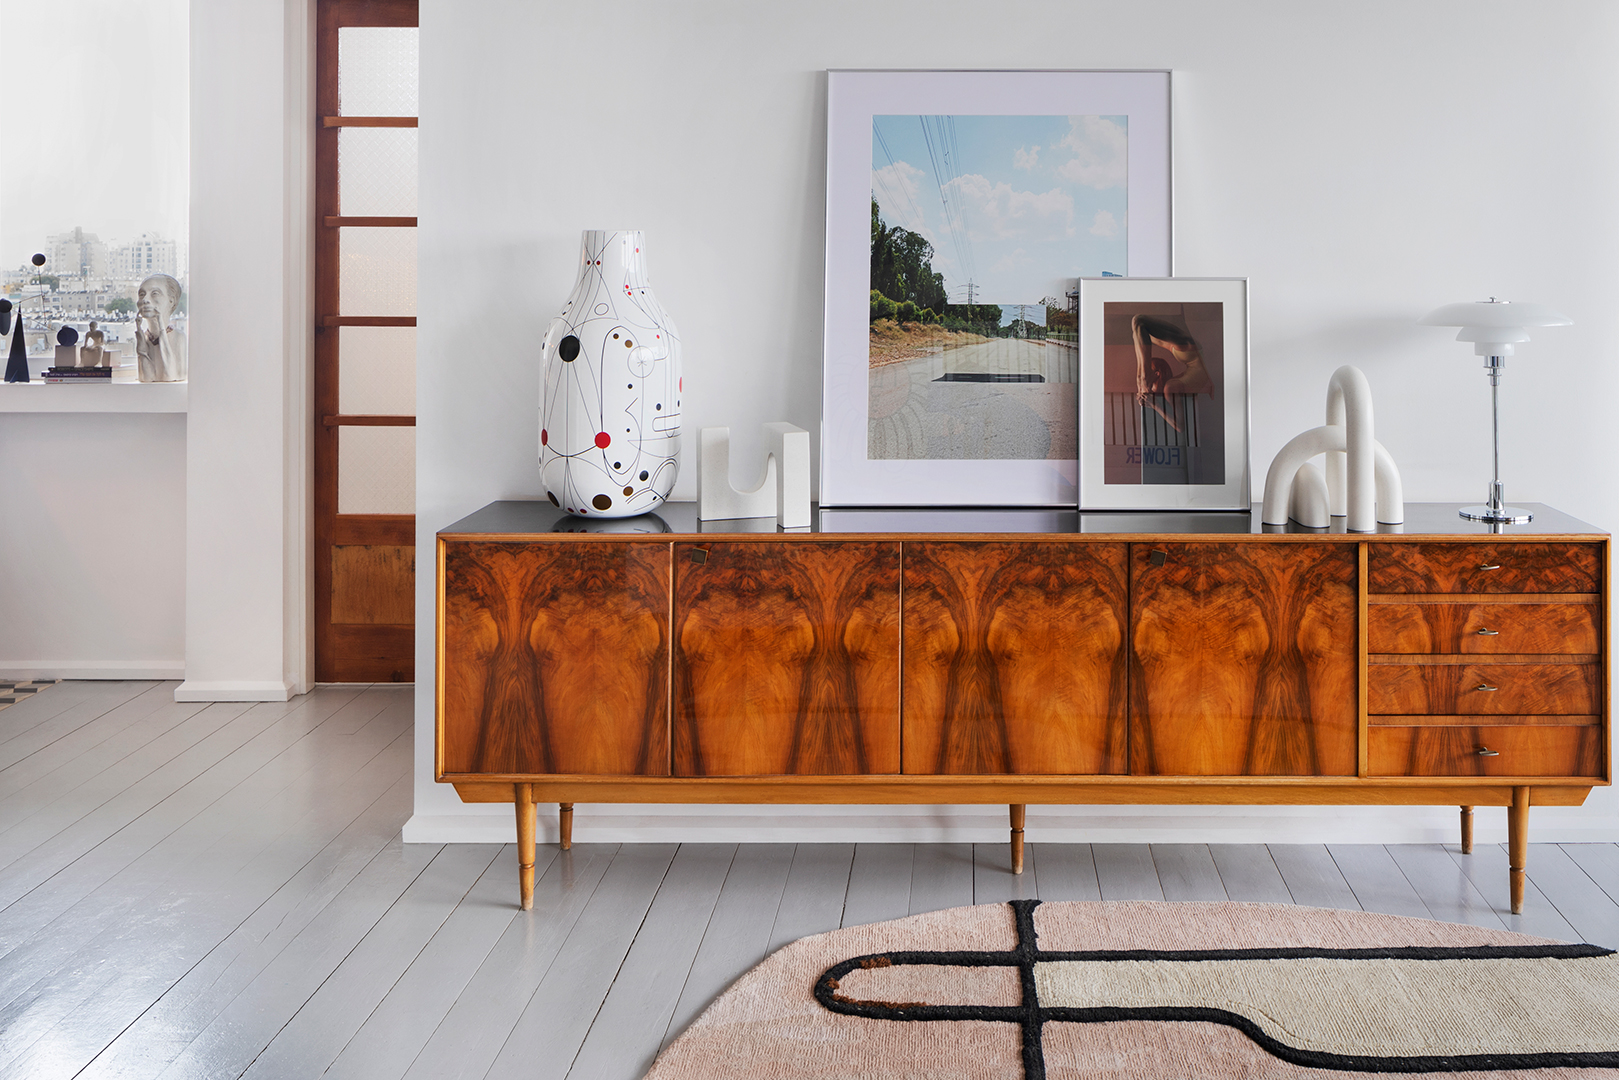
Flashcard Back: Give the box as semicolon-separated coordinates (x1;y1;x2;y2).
0;382;189;414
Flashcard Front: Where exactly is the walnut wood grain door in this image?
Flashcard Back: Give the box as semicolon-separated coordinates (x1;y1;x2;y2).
440;541;670;776
672;542;900;776
1129;542;1358;776
903;542;1128;774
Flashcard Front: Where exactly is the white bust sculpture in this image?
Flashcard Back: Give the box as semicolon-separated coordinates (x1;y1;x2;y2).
135;274;187;382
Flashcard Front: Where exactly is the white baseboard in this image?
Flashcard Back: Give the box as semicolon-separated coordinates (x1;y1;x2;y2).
401;803;1619;845
174;679;294;702
0;661;185;681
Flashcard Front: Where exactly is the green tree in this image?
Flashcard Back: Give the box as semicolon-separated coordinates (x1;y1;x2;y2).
869;290;898;324
871;199;949;313
104;297;135;315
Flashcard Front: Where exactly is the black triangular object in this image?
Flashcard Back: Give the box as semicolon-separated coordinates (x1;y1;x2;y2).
4;306;28;382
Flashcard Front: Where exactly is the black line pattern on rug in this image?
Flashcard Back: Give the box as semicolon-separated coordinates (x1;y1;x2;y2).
813;899;1619;1077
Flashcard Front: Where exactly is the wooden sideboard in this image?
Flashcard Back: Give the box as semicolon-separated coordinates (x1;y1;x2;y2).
436;502;1610;913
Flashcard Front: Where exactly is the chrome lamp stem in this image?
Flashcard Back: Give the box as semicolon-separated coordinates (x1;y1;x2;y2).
1460;353;1530;524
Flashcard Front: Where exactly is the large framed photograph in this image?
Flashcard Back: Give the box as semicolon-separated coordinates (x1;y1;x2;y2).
821;69;1172;507
1077;276;1250;511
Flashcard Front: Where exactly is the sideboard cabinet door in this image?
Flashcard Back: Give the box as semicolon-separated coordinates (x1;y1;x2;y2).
1129;542;1357;776
673;542;901;776
903;542;1128;774
441;541;671;776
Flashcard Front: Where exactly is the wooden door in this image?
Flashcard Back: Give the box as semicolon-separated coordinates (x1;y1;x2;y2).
439;541;670;776
1129;542;1358;776
314;0;419;681
672;542;900;776
903;542;1128;774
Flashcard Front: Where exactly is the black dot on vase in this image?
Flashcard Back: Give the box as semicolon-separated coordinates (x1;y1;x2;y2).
612;333;619;339
547;491;559;506
628;384;633;389
613;461;622;470
31;253;45;267
592;494;613;511
655;403;662;410
639;470;649;481
558;335;580;362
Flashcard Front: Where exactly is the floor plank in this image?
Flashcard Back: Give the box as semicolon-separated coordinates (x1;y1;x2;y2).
1562;843;1619;906
0;682;177;802
1516;843;1619;949
566;844;736;1080
907;842;974;914
1208;844;1292;903
1268;844;1361;910
1443;843;1582;943
1151;844;1228;901
1327;844;1431;919
766;844;854;952
1093;844;1164;900
841;843;913;927
660;843;794;1053
1031;843;1101;902
1386;843;1505;930
483;844;680;1080
399;844;620;1080
973;841;1037;904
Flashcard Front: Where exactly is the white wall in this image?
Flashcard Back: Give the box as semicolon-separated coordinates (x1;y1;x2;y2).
411;0;1619;843
0;414;185;680
177;0;313;703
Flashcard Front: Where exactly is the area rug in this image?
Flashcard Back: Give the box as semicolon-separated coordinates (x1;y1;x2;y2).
0;680;54;713
645;900;1619;1079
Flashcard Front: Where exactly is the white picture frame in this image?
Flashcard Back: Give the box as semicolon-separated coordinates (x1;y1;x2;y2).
1077;276;1250;511
820;69;1172;507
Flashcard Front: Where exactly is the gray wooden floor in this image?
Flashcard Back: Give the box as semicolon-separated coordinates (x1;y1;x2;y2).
1;681;1616;1080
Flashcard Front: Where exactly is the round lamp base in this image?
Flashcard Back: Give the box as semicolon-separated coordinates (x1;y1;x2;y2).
1460;505;1532;524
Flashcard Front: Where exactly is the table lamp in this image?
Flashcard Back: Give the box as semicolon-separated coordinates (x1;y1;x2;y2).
1419;298;1571;524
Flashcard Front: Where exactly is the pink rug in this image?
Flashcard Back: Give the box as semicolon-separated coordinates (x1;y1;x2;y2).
645;900;1619;1079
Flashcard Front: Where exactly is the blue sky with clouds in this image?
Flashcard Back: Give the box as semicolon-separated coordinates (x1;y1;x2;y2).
871;114;1127;306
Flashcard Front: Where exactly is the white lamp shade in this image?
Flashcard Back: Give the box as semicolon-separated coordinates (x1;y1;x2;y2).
1420;300;1572;328
1420;299;1571;356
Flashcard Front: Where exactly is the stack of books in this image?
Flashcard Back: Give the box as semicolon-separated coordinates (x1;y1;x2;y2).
43;367;114;384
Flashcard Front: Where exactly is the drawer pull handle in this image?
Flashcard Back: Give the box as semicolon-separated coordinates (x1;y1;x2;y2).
1149;549;1168;567
1475;747;1500;757
690;548;709;565
1475;627;1500;636
1475;683;1498;692
1477;563;1502;571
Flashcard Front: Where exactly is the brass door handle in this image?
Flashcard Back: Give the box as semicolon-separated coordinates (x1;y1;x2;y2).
1475;628;1500;636
1477;563;1502;571
1475;683;1498;692
1475;747;1500;757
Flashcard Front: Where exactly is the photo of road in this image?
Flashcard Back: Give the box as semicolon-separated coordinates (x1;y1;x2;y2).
869;335;1076;460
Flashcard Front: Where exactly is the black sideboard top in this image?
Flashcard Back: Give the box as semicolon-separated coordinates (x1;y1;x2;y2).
440;501;1606;539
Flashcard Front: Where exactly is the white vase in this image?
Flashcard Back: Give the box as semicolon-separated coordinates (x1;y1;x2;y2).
540;230;683;518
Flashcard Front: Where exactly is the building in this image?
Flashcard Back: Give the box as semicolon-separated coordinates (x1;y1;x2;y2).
110;232;181;281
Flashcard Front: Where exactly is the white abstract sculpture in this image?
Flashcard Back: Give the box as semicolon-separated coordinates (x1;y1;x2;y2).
1262;365;1403;531
698;423;810;529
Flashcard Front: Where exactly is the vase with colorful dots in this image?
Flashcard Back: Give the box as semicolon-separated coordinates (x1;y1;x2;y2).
540;230;683;518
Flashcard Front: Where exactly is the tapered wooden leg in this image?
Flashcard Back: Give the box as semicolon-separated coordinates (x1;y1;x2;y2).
1508;787;1530;915
1010;804;1026;875
515;783;536;911
559;803;574;851
1460;806;1474;854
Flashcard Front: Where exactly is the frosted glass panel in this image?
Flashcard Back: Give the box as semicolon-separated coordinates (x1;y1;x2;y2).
339;326;416;415
338;27;418;115
339;426;415;514
340;227;416;315
339;128;417;216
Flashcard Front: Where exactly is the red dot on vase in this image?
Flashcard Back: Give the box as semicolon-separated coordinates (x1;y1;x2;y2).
595;432;611;448
540;429;548;445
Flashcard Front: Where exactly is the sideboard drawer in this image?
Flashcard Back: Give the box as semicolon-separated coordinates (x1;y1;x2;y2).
1367;603;1599;655
1367;662;1598;715
1367;543;1600;594
1368;725;1603;777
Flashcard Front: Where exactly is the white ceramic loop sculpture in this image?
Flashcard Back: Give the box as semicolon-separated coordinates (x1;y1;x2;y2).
540;230;681;518
1262;365;1403;531
697;423;811;529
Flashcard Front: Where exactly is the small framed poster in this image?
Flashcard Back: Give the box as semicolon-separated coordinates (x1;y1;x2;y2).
1077;276;1250;511
820;69;1172;507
